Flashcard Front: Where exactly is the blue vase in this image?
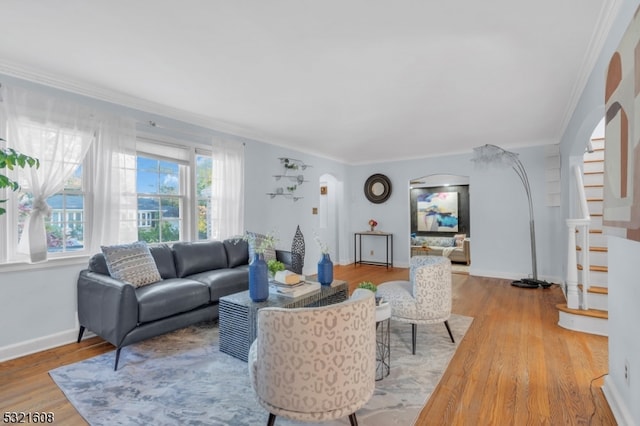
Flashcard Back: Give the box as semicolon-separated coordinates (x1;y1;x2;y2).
249;253;269;302
317;253;333;286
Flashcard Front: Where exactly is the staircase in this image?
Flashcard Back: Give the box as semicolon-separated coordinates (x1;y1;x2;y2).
557;137;619;336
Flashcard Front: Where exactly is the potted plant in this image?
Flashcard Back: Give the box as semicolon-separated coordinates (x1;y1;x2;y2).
0;138;39;215
358;281;383;305
267;259;285;278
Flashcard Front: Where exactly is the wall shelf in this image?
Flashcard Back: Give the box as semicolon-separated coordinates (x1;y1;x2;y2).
266;193;303;202
278;157;311;171
268;157;311;201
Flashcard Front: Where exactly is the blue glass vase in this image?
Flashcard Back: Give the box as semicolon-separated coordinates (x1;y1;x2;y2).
249;253;269;302
317;253;333;286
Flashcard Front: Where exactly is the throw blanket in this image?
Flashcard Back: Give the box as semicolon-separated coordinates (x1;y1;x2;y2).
442;247;457;258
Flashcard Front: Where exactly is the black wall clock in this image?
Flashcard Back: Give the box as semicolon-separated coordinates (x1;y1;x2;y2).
364;174;392;203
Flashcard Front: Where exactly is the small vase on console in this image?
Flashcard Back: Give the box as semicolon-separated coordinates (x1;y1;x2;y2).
317;253;334;286
249;253;269;302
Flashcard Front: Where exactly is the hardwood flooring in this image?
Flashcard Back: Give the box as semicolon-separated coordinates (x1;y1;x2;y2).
0;264;614;425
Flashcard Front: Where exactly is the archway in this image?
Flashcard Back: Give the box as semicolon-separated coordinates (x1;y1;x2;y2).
409;174;471;267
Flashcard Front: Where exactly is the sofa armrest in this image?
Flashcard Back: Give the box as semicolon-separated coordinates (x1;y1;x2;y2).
77;270;139;347
462;238;471;264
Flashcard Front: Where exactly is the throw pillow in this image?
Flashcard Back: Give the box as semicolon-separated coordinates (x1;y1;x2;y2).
454;234;466;248
246;231;277;262
101;241;162;288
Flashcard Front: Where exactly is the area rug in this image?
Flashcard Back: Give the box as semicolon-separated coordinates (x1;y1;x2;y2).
50;314;473;426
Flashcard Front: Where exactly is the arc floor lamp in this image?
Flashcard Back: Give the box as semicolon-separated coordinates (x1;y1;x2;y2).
472;144;550;289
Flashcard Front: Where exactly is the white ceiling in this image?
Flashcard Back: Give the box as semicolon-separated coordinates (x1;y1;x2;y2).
0;1;617;164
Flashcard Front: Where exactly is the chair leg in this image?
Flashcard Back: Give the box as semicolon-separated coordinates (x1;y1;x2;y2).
444;320;455;343
77;326;85;343
348;413;358;426
267;413;276;426
411;323;417;355
114;347;122;371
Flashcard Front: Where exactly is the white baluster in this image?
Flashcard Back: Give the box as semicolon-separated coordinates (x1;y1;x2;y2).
565;220;581;309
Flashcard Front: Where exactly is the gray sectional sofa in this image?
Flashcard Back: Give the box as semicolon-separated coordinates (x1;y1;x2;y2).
77;239;292;370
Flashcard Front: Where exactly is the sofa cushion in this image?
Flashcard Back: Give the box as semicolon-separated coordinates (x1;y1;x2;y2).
149;244;178;279
187;266;249;301
223;238;249;268
172;241;228;278
135;278;210;323
101;241;161;288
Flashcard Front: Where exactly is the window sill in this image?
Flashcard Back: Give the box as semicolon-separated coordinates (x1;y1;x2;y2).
0;255;90;273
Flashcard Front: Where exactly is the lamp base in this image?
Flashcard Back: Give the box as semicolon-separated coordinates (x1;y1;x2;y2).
511;278;552;289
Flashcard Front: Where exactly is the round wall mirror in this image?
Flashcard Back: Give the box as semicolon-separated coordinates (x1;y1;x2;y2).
364;174;392;203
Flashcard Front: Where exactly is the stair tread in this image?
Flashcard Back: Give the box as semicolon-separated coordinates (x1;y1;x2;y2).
556;304;608;319
576;245;608;252
577;285;608;294
577;264;608;272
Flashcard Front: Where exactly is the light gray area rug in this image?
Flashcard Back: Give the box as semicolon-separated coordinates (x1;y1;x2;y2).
50;314;472;426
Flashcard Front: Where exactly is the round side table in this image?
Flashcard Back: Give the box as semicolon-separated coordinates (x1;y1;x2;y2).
375;301;391;381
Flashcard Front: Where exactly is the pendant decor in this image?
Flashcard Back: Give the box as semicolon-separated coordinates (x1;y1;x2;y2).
291;225;305;274
317;253;334;286
249;253;269;302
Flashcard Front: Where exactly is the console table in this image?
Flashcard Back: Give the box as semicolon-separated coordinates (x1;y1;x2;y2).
354;231;393;268
218;280;348;362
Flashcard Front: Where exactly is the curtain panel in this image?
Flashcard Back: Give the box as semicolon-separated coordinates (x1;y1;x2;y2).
2;85;97;263
211;137;245;240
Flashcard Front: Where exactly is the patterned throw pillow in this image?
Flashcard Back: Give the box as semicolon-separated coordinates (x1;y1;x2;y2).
101;241;162;288
246;231;277;262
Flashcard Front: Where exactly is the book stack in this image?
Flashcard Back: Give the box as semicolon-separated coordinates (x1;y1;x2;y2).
269;281;321;298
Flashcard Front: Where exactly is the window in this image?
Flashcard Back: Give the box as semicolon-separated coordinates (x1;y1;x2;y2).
134;139;213;245
2;120;91;261
1;123;216;264
14;163;87;255
136;155;183;243
195;153;212;240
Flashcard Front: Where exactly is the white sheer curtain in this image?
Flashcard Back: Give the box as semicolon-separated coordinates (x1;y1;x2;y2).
3;85;96;263
87;115;138;251
211;137;244;240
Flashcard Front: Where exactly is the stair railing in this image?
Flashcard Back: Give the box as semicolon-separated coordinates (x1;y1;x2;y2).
566;165;590;309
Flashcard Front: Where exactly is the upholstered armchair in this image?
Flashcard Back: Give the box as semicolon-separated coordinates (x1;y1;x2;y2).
376;255;454;355
248;289;376;426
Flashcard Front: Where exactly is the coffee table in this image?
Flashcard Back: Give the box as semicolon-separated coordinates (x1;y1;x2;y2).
218;280;348;361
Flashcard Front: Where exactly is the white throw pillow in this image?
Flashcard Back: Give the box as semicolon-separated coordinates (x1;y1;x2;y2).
101;241;161;288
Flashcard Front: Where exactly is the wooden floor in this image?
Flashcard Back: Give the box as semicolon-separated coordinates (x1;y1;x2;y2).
0;264;615;425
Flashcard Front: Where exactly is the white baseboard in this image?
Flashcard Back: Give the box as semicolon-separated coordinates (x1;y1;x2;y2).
602;375;636;426
468;268;562;284
0;327;80;363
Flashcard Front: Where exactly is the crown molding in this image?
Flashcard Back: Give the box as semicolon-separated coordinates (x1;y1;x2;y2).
557;0;623;138
0;61;266;139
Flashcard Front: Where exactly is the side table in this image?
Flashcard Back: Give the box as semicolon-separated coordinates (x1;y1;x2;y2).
375;301;391;381
354;231;393;268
